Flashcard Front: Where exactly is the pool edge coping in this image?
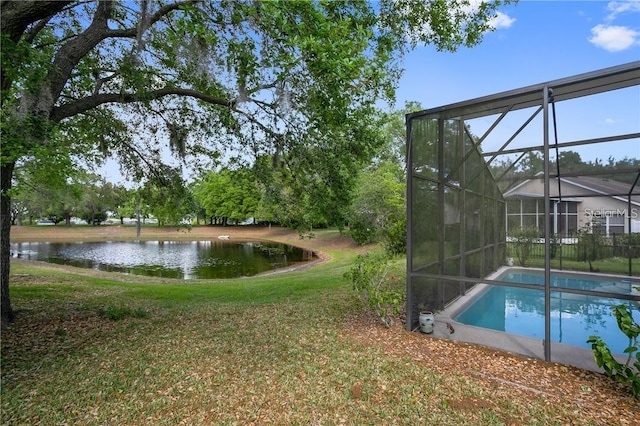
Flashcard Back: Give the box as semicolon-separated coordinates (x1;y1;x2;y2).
429;266;634;373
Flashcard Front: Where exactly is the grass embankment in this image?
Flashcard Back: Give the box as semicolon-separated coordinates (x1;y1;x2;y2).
2;226;639;425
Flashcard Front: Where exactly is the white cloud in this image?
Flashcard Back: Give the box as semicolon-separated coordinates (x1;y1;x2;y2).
588;1;640;51
460;0;516;30
401;1;516;43
589;24;639;52
606;0;640;22
489;11;516;30
460;1;515;31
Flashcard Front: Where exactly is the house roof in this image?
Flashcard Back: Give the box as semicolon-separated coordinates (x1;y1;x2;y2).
504;175;640;206
563;175;637;195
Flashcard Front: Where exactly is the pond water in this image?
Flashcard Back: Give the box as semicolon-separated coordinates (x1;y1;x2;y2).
10;240;316;279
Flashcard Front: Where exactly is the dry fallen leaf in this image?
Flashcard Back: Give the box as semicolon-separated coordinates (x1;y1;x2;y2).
350;384;362;399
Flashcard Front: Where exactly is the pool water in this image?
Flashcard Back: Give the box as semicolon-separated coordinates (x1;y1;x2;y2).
454;270;640;355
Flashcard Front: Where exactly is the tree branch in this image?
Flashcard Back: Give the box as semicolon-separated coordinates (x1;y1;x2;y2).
42;1;202;112
92;72;119;96
51;87;235;122
105;0;200;38
0;0;72;43
45;1;114;104
23;15;54;45
1;0;72;96
121;141;166;183
231;106;282;140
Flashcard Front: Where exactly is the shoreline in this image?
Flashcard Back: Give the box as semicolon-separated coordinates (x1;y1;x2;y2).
10;224;302;242
8;225;358;280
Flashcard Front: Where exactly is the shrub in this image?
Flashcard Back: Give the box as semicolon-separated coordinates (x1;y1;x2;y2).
613;233;640;259
344;251;404;327
577;229;607;262
349;219;377;245
587;304;640;398
510;227;539;267
549;233;559;259
382;216;406;256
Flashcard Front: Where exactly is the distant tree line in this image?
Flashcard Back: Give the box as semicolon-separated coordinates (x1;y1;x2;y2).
491;150;640;188
10;103;414;256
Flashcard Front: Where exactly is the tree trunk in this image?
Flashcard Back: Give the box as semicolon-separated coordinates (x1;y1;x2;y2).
1;161;16;328
136;197;141;240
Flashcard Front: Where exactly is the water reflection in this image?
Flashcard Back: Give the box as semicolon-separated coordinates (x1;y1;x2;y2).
10;241;316;279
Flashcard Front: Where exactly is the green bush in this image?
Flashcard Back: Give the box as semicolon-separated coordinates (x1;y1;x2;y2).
349;219;377;245
382;216;406;256
344;251;404;327
587;304;640;398
577;229;607;262
549;233;559;259
613;233;640;259
509;227;539;267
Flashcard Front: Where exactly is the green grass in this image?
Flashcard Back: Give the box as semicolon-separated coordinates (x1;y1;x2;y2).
1;231;634;424
521;256;640;274
506;243;640;274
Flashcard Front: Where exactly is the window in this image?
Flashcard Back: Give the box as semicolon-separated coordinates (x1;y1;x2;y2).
608;214;625;235
506;197;545;234
552;201;579;237
590;212;625;236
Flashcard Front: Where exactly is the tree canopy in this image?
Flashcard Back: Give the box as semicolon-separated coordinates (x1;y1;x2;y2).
1;0;510;326
193;167;259;226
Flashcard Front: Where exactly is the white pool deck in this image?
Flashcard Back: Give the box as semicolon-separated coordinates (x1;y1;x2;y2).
428;267;639;373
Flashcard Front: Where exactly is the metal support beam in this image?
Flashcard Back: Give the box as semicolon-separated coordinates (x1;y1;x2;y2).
543;86;552;362
405;114;414;331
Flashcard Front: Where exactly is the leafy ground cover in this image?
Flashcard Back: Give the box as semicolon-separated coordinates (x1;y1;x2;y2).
2;225;639;424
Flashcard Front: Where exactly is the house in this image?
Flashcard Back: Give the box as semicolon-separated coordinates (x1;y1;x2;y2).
504;174;640;237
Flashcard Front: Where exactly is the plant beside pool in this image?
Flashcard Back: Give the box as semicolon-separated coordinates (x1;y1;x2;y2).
588;304;640;398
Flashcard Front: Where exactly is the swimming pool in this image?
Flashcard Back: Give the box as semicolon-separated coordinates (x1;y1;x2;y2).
454;269;640;355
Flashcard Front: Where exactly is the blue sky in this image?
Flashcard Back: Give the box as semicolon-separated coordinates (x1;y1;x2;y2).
397;0;640;163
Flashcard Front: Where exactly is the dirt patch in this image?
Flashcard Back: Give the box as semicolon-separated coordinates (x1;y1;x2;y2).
10;224;356;248
447;396;496;412
11;224;302;242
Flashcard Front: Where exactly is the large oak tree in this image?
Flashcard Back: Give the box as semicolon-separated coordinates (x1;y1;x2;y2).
1;0;508;327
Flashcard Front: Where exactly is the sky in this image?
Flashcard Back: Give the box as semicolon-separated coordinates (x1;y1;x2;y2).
396;0;640;164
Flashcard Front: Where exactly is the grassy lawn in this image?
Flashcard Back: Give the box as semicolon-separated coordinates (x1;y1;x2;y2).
2;226;639;425
507;242;640;274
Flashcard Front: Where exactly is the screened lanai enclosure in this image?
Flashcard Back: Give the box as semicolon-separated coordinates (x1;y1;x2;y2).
406;61;640;364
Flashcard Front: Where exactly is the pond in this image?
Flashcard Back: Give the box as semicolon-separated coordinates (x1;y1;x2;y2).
10;240;317;279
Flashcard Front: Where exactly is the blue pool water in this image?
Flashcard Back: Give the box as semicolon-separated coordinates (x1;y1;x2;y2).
454;270;640;355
